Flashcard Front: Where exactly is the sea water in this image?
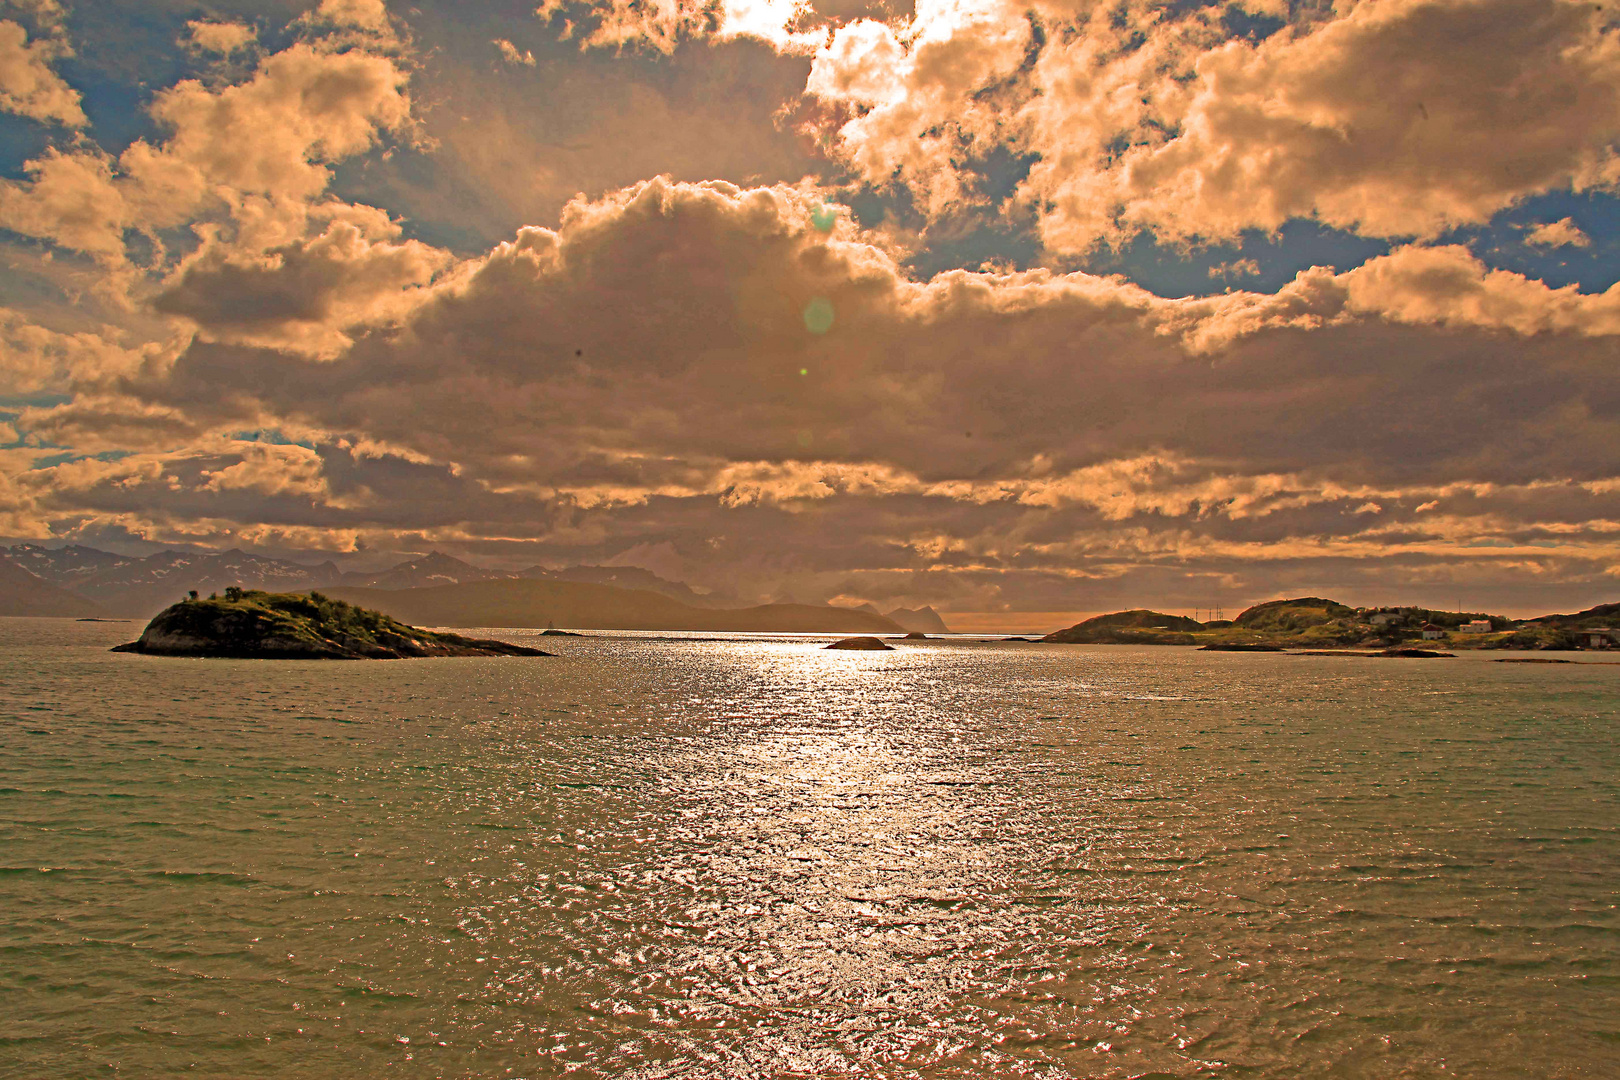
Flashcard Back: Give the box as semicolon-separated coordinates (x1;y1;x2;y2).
1;618;1616;1078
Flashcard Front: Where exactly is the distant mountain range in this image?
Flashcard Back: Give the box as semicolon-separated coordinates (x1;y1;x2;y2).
2;544;341;617
0;543;921;634
0;557;107;617
327;579;904;634
528;564;738;608
854;603;952;634
344;551;507;591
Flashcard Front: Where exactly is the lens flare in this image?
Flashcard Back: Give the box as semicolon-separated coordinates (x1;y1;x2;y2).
803;297;834;334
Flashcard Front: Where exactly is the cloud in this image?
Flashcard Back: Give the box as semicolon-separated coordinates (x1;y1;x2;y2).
808;6;1031;216
393;24;822;243
4;1;67;29
11;175;1620;610
803;18;905;105
1525;216;1591;248
0;33;417;277
0;148;128;258
304;0;392;33
541;0;825;55
1343;244;1620;336
1209;258;1260;281
0;17;83;126
494;38;536;65
803;0;1620;251
16;177;1601;589
150;43;413;202
0;308;169;394
17;393;205;453
197;441;330;499
1110;0;1620;244
152;216;455;357
8;6;1620;615
182;20;258;56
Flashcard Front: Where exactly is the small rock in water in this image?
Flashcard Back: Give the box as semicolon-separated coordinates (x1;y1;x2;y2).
826;636;894;651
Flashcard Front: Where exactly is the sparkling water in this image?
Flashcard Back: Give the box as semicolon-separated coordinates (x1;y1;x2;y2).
2;619;1616;1078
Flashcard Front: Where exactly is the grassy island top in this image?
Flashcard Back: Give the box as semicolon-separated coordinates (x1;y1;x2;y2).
113;588;550;659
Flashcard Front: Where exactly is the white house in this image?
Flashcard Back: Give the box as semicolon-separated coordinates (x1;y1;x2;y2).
1420;623;1446;640
1460;619;1493;634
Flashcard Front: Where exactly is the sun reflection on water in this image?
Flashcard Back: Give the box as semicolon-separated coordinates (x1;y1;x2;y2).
510;640;1125;1077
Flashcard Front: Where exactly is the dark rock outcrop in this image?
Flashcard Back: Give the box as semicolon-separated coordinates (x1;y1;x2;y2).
1374;648;1454;658
825;636;894;651
112;590;550;659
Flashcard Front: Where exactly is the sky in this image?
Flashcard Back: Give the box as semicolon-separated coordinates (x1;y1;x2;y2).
3;0;1620;625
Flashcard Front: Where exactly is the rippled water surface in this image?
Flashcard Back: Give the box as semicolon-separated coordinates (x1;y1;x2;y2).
3;618;1618;1078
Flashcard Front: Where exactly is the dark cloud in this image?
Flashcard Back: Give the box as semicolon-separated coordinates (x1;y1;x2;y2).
10;177;1615;613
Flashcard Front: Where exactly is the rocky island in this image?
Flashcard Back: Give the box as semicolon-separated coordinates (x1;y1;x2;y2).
1044;609;1206;645
1042;597;1620;652
112;589;551;659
